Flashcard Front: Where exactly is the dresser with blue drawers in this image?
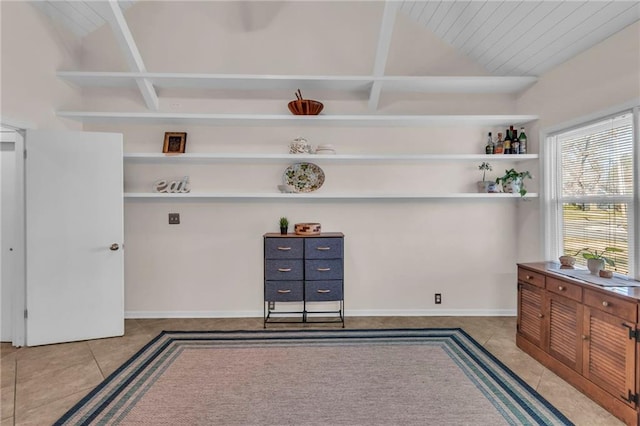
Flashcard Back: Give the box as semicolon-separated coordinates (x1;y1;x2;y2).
263;232;344;327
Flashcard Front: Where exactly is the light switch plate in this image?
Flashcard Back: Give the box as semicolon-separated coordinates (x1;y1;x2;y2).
168;213;180;225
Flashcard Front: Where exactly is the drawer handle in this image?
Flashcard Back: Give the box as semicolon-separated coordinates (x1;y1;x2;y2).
317;268;331;272
558;286;565;291
317;289;331;294
602;301;610;307
278;268;292;272
277;247;291;251
277;289;291;294
526;275;534;280
582;335;589;341
537;313;544;319
316;247;331;251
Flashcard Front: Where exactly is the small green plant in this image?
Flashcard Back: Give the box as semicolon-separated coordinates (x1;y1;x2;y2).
279;217;289;228
495;168;532;196
478;162;492;181
574;247;623;267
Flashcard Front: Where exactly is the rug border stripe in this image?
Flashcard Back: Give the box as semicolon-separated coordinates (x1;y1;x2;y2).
54;328;573;426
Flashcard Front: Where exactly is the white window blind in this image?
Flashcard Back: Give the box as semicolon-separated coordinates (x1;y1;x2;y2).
557;112;634;275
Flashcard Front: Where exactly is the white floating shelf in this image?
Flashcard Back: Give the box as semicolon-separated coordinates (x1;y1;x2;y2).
123;153;539;162
124;192;539;200
57;71;537;94
58;111;539;127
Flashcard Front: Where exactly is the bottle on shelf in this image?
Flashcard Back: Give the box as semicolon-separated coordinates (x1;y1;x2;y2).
519;127;527;154
503;129;512;154
494;132;504;154
512;128;520;154
485;132;494;154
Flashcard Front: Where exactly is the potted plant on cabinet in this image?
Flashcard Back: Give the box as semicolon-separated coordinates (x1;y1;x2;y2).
574;247;623;275
279;217;289;235
476;162;497;193
495;168;532;197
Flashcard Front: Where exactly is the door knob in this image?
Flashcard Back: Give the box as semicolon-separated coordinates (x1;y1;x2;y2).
110;243;119;251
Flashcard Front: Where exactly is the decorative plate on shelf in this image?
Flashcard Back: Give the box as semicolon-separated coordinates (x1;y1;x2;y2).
283;162;325;193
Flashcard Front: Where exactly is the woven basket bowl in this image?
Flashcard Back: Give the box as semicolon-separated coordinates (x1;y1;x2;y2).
288;99;324;115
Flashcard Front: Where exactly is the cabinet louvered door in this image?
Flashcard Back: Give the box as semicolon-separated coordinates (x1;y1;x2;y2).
583;307;636;407
518;282;544;347
547;293;583;373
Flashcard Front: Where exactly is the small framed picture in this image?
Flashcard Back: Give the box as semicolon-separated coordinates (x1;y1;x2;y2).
163;132;187;153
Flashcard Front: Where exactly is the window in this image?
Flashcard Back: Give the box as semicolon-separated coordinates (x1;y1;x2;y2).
545;109;638;278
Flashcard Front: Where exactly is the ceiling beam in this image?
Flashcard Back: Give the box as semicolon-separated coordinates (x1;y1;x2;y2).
103;0;159;111
368;1;399;111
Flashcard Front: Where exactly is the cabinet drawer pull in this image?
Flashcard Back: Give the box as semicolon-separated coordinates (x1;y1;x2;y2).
537;313;544;319
602;300;610;307
317;289;331;294
526;275;534;280
558;286;565;291
278;268;292;272
277;289;291;294
582;335;589;341
277;247;291;251
317;267;331;272
316;247;331;251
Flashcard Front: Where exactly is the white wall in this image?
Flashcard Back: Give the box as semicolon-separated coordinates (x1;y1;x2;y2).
78;2;527;317
516;21;640;263
8;3;636;318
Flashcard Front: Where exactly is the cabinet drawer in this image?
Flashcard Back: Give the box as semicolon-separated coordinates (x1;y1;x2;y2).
518;268;545;288
305;280;343;301
265;238;303;259
305;238;343;259
546;277;582;302
265;281;303;302
305;259;343;280
265;259;304;281
584;288;637;322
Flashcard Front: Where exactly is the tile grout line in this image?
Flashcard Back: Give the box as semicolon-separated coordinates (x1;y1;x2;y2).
85;340;106;380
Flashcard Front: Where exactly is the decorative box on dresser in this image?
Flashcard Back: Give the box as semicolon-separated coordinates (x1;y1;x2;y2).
264;232;344;327
516;262;640;425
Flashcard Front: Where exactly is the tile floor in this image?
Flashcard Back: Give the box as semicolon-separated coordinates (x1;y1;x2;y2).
0;316;623;425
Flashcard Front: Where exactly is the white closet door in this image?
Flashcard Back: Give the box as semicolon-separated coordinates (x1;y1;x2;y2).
26;130;124;346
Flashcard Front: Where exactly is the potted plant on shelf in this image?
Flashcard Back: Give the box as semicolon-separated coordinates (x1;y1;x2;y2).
279;217;289;235
495;168;532;197
476;162;497;193
574;247;623;275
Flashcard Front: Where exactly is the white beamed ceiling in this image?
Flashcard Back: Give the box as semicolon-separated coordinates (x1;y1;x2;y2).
32;0;640;78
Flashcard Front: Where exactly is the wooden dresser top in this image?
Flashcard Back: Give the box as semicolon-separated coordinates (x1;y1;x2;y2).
518;262;640;302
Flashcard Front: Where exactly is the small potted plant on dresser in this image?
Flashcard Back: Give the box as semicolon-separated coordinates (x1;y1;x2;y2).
495;168;532;197
279;217;289;235
575;247;623;275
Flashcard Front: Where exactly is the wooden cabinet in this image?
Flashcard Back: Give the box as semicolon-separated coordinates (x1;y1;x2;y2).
517;263;640;425
263;233;344;327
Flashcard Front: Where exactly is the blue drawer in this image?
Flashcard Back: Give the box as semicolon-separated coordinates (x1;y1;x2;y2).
304;237;343;259
265;281;304;302
305;259;343;280
305;280;343;301
265;259;304;281
265;238;303;259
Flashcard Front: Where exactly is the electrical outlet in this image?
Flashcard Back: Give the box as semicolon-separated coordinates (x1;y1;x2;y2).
268;301;275;310
435;293;442;304
168;213;180;225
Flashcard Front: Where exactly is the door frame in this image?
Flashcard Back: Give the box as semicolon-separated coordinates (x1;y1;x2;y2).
1;117;33;347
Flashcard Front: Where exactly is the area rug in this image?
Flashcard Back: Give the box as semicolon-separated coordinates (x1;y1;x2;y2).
56;329;572;425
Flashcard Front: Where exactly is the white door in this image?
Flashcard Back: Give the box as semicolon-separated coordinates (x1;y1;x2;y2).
1;129;17;341
25;130;124;346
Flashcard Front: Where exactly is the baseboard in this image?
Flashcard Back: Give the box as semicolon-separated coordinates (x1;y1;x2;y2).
125;308;516;319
